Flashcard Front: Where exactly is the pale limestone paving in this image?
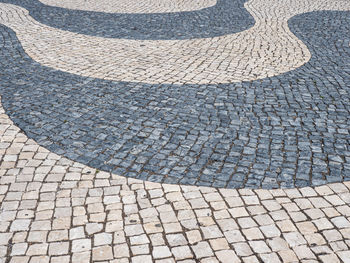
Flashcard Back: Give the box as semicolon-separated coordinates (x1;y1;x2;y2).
39;0;217;13
0;99;349;261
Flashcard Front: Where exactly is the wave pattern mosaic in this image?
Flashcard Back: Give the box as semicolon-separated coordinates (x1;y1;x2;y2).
0;0;349;189
38;0;218;13
0;0;254;40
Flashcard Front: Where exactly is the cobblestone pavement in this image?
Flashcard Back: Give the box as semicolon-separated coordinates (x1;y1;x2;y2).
38;0;218;13
0;1;349;188
0;2;310;84
0;0;350;261
0;0;254;40
1;101;350;262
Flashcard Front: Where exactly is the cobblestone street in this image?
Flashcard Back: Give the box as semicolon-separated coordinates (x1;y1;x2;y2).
0;0;350;262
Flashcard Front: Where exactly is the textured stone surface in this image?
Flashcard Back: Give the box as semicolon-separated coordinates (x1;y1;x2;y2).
39;0;218;13
0;101;349;261
0;2;310;85
0;5;349;187
0;0;350;261
0;0;254;40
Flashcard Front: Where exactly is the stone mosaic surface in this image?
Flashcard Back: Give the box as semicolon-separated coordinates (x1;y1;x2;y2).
0;2;312;84
39;0;218;13
0;0;254;40
0;4;349;188
0;0;350;261
0;98;350;263
0;101;350;262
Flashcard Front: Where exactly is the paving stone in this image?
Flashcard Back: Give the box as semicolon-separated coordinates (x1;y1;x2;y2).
337;251;350;263
125;225;144;236
242;228;264;240
94;233;113;246
71;239;91;253
313;218;334;230
209;238;230;250
166;234;187;246
171;246;193;260
259;253;281;263
293;245;316;260
131;244;150;255
47;230;68;242
26;244;48;256
48;242;69;255
191;242;213;259
92;245;113;261
232;243;253;257
10;220;31;232
260;225;281;238
278;250;299;262
215;250;240;263
201;225;223;239
248;241;271;254
237;218;257;229
152;246;172;259
69;227;85;240
132;255;153;263
130;234;150;245
186;230;202;245
113;244;130;258
267;237;289;251
331;216;350;228
11;243;28;256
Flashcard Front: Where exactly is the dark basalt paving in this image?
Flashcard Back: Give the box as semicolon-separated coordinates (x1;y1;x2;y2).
0;0;254;40
0;11;350;189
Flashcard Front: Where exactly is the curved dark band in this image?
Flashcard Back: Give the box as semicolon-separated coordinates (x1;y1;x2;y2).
0;0;255;40
0;10;349;189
